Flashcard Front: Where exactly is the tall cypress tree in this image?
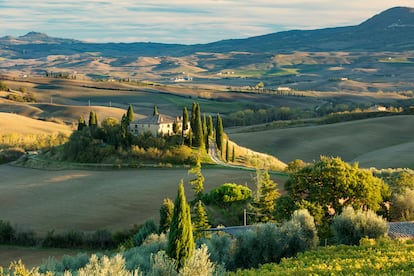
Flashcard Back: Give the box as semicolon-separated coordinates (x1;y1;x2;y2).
77;116;86;131
257;170;280;222
153;105;159;116
192;103;203;148
232;145;235;162
126;104;134;123
188;157;204;199
202;114;207;136
190;102;197;131
207;115;213;137
182;107;189;138
159;198;174;234
225;140;229;162
192;200;210;240
167;180;194;269
89;111;97;127
215;113;224;152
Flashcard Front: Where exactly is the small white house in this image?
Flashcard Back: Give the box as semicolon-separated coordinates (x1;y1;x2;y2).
129;114;189;137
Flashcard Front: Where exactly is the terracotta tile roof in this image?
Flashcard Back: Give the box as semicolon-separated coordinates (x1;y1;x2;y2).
132;114;176;125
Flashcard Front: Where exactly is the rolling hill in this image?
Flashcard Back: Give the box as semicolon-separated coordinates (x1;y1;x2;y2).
1;7;413;92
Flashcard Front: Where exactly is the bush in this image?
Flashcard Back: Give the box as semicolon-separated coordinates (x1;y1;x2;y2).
133;220;158;247
331;206;388;245
0;220;15;244
201;233;235;270
203;183;252;206
390;188;414;221
232;210;318;270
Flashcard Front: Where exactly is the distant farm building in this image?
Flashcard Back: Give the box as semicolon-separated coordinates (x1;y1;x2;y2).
370;105;387;112
276;87;292;92
129;114;189;137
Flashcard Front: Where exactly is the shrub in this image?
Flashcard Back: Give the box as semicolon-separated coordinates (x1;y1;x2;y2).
390;188;414;221
332;206;388;245
0;220;15;244
133;220;158;247
203;183;252;206
201;233;235;270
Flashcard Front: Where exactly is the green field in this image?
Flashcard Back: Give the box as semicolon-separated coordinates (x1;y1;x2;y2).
229;115;414;169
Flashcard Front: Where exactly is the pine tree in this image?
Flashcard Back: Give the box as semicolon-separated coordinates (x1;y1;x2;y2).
126;104;134;123
188;157;204;200
153;105;159;116
207;115;213;137
257;170;280;222
182;107;189;138
159;198;174;233
215;113;224;152
167;181;194;269
192;200;210;240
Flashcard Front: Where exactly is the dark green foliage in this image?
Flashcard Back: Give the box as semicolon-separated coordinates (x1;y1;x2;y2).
203;183;252;206
286;156;389;218
39;252;90;274
0;147;25;164
390;188;414;221
233;210;318;269
89;229;115;249
188;157;204;200
202;233;235;270
77;116;86;131
191;103;204;148
255;170;280;222
172;121;179;135
207;115;213;137
167;181;194;268
192;200;210;239
88;111;98;127
182;107;189;138
331;206;388;245
153;105;159;116
0;220;16;244
215;113;224;152
225;140;229;162
133;220;158;247
159;198;174;233
231;146;235;162
273;194;296;222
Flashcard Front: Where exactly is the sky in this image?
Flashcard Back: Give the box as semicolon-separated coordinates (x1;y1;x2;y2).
0;0;413;44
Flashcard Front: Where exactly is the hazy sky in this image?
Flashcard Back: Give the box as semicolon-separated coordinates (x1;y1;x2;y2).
0;0;412;44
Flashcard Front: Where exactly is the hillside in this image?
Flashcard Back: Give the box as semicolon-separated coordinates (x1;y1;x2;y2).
229;115;414;169
1;7;413;92
0;113;72;135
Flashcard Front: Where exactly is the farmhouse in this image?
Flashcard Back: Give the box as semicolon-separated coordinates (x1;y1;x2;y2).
129;114;188;137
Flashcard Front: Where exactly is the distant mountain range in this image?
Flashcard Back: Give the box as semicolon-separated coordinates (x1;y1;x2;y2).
1;7;413;92
1;7;413;58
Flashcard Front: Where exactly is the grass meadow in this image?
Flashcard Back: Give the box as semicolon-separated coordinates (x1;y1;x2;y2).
229;115;414;169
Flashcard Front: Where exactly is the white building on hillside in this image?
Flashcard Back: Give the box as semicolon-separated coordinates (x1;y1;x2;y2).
129;114;189;137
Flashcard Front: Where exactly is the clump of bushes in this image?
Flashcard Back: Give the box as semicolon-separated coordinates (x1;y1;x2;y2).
331;206;388;245
203;183;252;206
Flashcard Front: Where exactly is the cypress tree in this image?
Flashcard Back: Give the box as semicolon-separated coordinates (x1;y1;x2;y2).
153;105;159;116
188;157;204;199
190;102;197;131
192;103;203;148
182;107;189;138
257;170;280;222
232;145;235;162
192;200;210;240
126;104;134;123
202;114;207;136
167;180;194;269
89;111;97;127
215;113;224;152
225;140;229;162
159;198;174;233
207;115;213;137
77;116;86;131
